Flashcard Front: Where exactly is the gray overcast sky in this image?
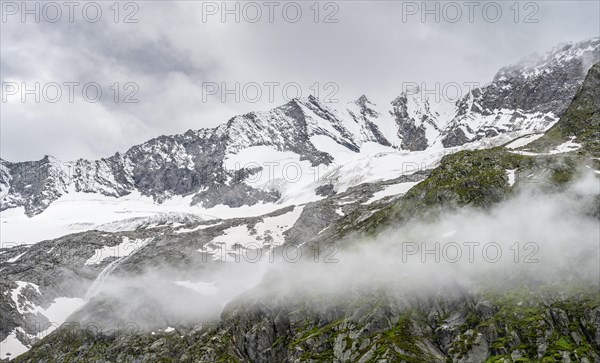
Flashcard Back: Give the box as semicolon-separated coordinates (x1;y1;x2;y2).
1;0;599;161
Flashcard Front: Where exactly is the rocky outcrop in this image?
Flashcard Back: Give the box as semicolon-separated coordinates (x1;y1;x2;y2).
391;95;431;151
347;95;392;147
12;286;600;362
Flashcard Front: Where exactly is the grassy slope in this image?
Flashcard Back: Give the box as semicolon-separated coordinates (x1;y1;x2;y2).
528;62;600;156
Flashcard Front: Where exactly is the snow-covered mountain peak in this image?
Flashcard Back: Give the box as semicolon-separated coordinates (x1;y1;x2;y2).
494;37;600;82
2;38;598;220
354;94;377;108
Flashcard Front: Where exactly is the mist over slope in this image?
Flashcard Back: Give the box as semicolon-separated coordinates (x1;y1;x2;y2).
69;166;600;327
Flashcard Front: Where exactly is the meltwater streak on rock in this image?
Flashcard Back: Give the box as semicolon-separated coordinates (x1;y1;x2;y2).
83;239;151;301
83;259;121;301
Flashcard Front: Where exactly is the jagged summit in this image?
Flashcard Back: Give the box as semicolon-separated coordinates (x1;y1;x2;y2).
439;37;599;148
354;94;375;107
508;37;600;73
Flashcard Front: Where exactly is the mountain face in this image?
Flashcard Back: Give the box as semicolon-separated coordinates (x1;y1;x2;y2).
1;39;600;362
1;39;598;218
389;92;452;151
528;61;600;156
345;95;393;147
0;97;353;217
0;173;431;356
4;59;600;362
440;38;600;148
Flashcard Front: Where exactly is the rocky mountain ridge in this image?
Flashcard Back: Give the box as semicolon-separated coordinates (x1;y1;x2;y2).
1;38;598;217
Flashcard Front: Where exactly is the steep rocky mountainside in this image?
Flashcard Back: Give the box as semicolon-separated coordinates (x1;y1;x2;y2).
0;172;431;359
0;97;356;216
4;60;600;362
527;62;600;156
1;39;598;217
440;38;600;148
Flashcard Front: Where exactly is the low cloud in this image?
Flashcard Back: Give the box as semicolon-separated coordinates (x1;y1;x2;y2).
73;168;600;331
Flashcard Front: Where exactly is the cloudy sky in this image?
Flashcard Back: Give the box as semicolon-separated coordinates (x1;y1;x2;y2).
1;0;598;161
